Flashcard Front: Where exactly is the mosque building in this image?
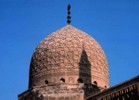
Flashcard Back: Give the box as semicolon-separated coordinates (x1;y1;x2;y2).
18;5;139;100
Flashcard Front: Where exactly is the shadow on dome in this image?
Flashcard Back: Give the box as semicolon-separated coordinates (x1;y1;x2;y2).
79;49;91;84
79;49;92;96
79;49;101;97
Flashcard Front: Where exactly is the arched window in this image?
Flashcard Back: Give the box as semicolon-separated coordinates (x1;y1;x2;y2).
93;81;97;85
45;80;49;85
77;78;83;83
60;78;65;83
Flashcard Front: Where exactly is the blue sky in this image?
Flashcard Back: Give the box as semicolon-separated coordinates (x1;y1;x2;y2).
0;0;139;100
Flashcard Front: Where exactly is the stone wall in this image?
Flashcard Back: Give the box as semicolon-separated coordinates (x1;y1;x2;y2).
18;84;84;100
87;76;139;100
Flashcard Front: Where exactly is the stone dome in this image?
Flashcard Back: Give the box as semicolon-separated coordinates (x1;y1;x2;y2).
29;25;109;89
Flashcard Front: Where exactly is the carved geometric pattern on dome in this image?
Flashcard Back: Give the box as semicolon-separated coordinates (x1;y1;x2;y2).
29;25;109;88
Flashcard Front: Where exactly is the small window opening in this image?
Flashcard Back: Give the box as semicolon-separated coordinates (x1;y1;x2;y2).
77;78;83;83
45;80;49;85
60;78;65;83
93;81;97;85
105;86;107;88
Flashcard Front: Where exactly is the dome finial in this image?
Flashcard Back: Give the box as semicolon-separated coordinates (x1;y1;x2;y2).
67;4;71;24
